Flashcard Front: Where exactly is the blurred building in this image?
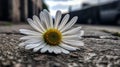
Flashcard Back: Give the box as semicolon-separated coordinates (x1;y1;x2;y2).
0;0;42;22
65;0;120;25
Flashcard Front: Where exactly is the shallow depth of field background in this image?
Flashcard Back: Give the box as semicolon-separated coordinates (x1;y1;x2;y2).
0;0;120;25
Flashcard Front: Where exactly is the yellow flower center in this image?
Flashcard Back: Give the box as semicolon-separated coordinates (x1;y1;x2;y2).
43;29;62;46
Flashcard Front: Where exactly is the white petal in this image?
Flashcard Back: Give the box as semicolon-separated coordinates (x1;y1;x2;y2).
40;11;50;29
80;30;84;36
24;39;41;44
53;46;61;54
62;26;81;35
33;15;46;32
54;10;62;29
58;14;70;30
60;16;78;32
19;29;41;35
33;42;45;52
47;46;54;53
63;35;80;40
59;43;78;51
43;9;53;28
46;45;52;53
39;11;46;27
61;48;70;54
40;44;48;53
63;40;84;47
20;36;41;40
25;42;41;50
19;42;27;47
27;18;43;33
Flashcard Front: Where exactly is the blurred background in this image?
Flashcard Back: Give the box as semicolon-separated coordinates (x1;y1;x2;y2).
0;0;120;25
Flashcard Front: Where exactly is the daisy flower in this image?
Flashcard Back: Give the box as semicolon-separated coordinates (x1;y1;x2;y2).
19;9;84;54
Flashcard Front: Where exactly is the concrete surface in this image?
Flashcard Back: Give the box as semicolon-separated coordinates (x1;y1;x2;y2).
0;24;120;67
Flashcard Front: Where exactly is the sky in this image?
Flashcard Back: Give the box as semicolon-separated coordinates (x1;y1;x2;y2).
44;0;114;17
